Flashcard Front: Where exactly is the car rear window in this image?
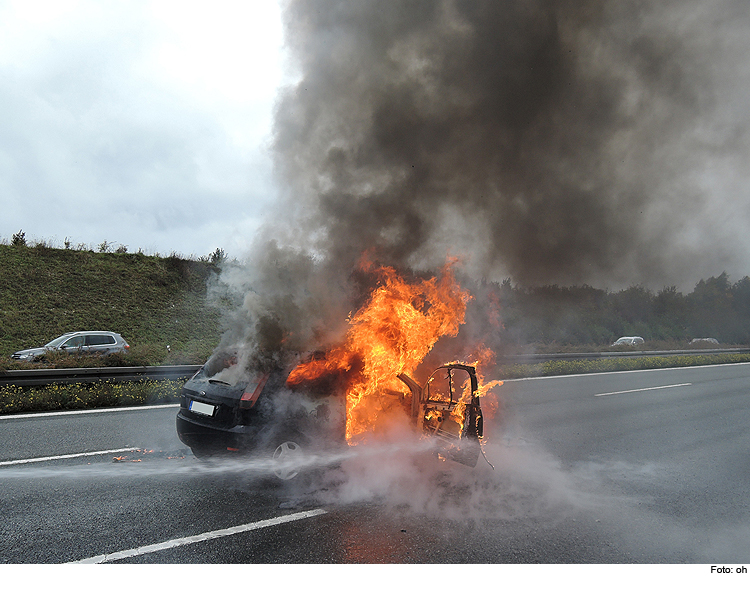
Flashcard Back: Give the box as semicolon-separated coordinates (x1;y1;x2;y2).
86;335;116;346
204;351;238;377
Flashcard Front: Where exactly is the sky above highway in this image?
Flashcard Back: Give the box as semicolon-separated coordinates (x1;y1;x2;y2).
1;0;285;259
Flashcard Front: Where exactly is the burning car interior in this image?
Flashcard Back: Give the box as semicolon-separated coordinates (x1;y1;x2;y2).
177;262;501;481
398;364;485;468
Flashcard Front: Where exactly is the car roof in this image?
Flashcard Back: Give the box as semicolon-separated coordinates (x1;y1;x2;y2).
66;331;119;335
58;331;123;338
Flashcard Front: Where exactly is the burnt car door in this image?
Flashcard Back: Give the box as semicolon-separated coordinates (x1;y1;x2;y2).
398;364;484;467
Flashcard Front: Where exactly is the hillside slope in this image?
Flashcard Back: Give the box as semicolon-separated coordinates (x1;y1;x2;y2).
0;244;224;367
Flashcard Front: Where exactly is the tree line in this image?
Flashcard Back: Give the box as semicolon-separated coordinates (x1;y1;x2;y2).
476;272;750;346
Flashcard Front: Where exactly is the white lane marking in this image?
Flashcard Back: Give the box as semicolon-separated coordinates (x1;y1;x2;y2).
68;508;329;564
0;448;139;466
594;383;692;397
0;404;180;421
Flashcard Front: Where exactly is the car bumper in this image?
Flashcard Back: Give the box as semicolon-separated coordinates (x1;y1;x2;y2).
175;411;270;454
175;412;242;451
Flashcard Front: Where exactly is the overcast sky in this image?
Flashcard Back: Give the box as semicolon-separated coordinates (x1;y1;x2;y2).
1;0;285;258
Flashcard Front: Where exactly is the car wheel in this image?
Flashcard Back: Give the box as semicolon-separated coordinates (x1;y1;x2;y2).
271;437;305;481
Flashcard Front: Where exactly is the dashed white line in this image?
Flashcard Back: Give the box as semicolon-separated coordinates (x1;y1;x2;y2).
68;509;329;563
0;448;139;466
594;383;692;397
0;404;180;421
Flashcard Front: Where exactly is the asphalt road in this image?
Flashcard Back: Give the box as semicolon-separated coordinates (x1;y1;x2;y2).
1;363;749;564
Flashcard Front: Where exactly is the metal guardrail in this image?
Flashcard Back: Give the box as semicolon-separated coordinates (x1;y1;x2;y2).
0;365;202;387
3;348;750;386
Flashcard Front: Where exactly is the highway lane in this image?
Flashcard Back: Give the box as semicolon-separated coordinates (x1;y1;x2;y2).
0;363;748;563
497;363;750;560
0;453;643;564
500;362;749;468
0;404;184;462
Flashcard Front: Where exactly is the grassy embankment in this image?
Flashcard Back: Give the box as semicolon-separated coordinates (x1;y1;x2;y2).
495;352;750;380
0;243;226;414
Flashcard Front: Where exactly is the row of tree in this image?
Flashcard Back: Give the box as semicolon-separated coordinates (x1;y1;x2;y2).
474;272;750;346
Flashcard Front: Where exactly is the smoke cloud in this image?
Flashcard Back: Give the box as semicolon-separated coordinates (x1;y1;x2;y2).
262;0;750;290
211;0;750;368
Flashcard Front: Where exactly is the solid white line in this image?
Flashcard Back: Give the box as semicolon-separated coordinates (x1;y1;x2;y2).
594;383;692;397
0;447;139;466
0;404;180;421
68;508;329;564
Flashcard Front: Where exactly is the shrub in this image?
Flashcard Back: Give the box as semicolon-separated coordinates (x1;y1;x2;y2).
11;230;26;247
0;378;185;415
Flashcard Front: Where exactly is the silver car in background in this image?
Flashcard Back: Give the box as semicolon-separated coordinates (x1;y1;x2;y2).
11;331;130;361
611;336;645;347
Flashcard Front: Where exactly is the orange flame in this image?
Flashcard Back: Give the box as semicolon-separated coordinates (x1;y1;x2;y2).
288;259;471;443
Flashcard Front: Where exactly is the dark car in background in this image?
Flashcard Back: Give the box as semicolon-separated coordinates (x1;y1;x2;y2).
176;351;485;481
11;331;130;361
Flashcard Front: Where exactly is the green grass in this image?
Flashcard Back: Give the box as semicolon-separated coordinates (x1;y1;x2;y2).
0;243;225;370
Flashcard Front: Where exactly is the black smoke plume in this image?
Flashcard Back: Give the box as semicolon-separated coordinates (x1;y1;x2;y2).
271;0;750;284
217;0;750;362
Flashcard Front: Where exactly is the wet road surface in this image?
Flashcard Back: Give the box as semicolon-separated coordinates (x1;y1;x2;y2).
1;363;749;564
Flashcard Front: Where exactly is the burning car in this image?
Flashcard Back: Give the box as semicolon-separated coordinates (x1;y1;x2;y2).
175;351;485;480
177;262;500;480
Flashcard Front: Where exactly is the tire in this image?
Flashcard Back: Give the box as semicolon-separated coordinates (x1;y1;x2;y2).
270;435;306;481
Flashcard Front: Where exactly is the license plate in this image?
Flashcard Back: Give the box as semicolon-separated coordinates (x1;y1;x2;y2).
189;400;215;417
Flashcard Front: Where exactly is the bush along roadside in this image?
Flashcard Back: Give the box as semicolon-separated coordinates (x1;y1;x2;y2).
0;378;185;415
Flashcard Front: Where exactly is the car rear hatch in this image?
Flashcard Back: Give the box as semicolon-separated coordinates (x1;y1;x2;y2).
180;366;272;428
